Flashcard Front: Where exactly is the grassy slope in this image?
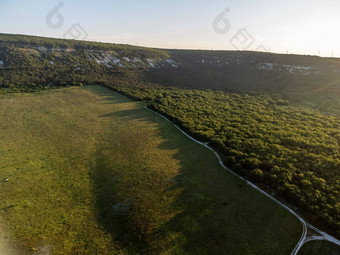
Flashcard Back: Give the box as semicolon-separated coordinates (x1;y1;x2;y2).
0;85;301;254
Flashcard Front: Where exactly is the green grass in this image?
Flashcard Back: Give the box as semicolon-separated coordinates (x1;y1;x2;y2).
0;85;301;254
298;241;340;255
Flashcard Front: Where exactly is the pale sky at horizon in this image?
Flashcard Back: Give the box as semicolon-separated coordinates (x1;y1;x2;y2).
1;0;340;57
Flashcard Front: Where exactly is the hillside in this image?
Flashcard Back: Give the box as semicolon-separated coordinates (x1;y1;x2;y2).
0;33;339;241
144;50;340;111
0;33;340;112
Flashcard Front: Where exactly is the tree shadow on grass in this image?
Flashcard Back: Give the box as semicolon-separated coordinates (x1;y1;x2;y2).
89;150;140;251
86;86;134;105
100;109;145;119
90;103;301;254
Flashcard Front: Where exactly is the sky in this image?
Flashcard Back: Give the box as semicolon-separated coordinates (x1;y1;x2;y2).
1;0;340;57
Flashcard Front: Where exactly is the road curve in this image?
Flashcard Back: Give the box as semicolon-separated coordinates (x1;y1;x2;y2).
145;106;340;255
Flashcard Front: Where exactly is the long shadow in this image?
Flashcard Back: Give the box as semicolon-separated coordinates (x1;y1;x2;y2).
84;86;133;105
90;149;139;249
89;94;301;254
100;109;145;119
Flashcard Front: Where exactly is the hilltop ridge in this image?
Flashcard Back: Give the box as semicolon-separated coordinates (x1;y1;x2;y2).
0;33;339;111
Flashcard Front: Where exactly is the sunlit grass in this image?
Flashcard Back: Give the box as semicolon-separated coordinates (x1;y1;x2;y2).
0;85;301;254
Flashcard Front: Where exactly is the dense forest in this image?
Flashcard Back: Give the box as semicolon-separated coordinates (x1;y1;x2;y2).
0;33;339;238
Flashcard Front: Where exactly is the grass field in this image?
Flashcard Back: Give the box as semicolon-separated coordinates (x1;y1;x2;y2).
298;241;340;255
0;85;301;254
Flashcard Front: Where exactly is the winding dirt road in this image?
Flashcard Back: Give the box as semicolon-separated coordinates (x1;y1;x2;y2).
146;107;340;255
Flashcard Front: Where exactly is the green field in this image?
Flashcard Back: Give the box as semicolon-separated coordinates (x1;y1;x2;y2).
0;85;301;254
298;241;340;255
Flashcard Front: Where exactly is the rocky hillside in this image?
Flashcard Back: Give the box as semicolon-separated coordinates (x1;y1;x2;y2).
2;33;340;74
0;34;180;70
1;33;339;111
